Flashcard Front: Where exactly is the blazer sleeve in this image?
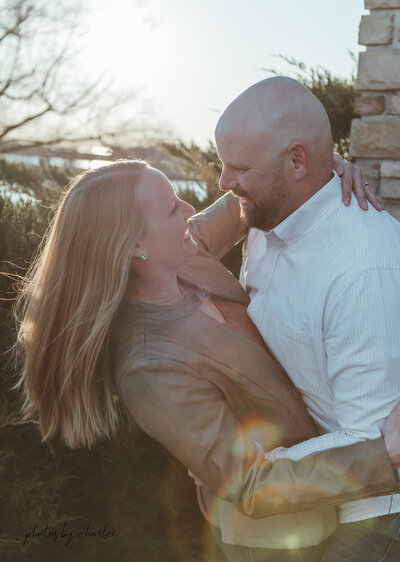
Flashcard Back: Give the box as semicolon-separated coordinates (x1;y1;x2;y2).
189;192;248;260
118;358;399;519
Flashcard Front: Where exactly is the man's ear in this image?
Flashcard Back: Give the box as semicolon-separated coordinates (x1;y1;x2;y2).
287;142;309;180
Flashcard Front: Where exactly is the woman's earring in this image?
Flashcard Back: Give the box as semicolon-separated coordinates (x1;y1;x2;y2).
140;253;149;261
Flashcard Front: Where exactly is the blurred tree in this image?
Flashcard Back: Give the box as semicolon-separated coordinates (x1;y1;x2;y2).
0;157;71;201
0;0;148;151
161;141;222;209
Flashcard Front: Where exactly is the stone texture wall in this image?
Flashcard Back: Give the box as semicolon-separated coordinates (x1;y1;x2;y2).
350;0;400;219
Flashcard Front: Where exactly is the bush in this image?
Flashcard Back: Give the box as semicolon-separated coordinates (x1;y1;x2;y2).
0;158;71;201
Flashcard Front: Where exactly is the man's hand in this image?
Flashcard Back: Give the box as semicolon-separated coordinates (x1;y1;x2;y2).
384;402;400;469
333;153;384;212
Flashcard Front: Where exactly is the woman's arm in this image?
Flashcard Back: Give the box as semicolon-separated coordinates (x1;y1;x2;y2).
189;192;247;260
118;358;399;520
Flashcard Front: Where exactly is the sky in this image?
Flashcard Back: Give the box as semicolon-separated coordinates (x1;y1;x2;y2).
78;0;368;147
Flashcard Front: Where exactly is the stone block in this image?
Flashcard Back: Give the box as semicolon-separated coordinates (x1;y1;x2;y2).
359;13;393;45
397;12;400;42
350;120;400;158
365;0;400;8
381;178;400;198
357;51;400;90
355;158;381;191
354;95;386;115
384;199;400;221
388;94;400;114
381;160;400;177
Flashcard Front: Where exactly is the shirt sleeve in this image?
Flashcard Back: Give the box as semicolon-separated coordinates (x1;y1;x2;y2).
118;355;399;519
265;267;400;464
189;192;247;260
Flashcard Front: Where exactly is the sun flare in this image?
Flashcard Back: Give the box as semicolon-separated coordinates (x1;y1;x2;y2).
81;1;172;90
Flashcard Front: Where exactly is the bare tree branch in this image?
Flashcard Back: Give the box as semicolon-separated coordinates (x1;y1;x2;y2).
0;0;154;149
0;2;33;44
0;105;53;140
0;126;146;151
0;70;36;97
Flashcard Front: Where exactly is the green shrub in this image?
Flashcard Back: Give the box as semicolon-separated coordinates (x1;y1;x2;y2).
0;158;71;200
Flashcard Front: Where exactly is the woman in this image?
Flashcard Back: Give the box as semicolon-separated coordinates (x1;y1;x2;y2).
14;160;399;561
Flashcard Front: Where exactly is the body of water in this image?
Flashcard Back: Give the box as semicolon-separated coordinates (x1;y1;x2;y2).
1;153;208;201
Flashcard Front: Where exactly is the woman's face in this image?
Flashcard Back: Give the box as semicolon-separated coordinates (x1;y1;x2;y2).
135;168;198;271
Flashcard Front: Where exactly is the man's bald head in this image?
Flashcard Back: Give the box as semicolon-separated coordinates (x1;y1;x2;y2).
215;77;335;230
216;76;333;160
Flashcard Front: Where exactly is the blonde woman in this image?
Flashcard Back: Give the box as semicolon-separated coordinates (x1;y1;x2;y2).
14;160;400;562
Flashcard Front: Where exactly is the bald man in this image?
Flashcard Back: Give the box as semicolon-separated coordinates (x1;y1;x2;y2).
214;77;400;561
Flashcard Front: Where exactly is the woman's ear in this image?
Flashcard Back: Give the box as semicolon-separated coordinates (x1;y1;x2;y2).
131;242;144;260
287;142;309;180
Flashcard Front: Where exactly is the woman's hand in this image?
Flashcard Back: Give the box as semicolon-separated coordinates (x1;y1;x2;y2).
384;402;400;469
333;153;384;212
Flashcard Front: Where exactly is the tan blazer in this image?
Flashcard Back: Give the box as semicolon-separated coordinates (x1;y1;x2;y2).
112;193;398;548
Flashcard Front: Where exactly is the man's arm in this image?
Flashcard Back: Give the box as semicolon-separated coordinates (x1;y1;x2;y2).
119;357;399;520
384;402;400;468
265;268;400;470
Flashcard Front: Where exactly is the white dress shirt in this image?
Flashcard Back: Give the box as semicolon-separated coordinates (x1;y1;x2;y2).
241;171;400;523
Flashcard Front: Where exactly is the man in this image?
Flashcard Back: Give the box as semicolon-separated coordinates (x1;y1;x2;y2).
215;77;400;561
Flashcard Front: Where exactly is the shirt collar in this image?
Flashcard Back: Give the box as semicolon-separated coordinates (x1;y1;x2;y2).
123;288;202;321
268;171;342;245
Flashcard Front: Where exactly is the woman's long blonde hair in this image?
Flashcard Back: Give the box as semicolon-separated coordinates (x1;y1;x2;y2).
13;159;148;449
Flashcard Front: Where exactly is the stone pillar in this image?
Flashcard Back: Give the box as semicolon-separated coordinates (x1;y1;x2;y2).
350;0;400;219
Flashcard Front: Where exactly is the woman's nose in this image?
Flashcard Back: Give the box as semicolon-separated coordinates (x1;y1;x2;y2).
184;201;196;219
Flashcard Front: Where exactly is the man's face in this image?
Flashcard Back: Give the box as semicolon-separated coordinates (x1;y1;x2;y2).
216;132;288;231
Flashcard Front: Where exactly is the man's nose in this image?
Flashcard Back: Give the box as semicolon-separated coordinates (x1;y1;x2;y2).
219;169;237;192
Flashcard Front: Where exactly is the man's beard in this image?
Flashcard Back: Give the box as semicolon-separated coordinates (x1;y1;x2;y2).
240;200;274;230
239;166;286;231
